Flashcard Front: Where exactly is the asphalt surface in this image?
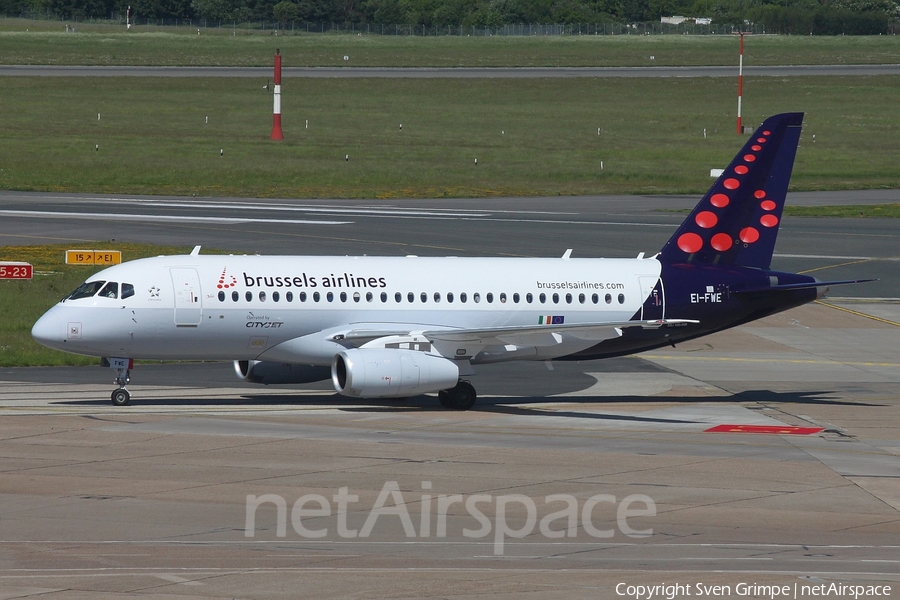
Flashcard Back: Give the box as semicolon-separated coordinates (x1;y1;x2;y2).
3;64;900;77
2;189;897;298
1;190;899;597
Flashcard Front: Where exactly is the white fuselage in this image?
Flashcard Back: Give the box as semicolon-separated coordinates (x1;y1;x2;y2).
32;254;662;365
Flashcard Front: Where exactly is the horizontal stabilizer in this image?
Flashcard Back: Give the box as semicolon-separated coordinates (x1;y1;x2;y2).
734;278;877;294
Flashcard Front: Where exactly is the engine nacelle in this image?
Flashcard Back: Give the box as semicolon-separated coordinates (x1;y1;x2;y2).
234;360;331;385
332;348;459;398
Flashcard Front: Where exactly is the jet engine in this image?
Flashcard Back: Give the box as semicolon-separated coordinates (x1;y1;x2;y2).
234;360;331;385
332;348;459;398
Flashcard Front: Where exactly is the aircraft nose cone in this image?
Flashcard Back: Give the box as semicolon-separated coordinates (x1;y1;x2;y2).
31;309;65;350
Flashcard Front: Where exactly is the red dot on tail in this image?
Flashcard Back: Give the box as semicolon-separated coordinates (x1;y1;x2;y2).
740;227;760;244
695;211;718;229
710;193;730;208
678;232;703;253
723;178;740;190
763;130;771;135
760;214;779;228
743;154;756;163
754;190;766;199
711;233;733;252
751;144;762;151
734;165;749;175
757;137;767;143
761;200;776;211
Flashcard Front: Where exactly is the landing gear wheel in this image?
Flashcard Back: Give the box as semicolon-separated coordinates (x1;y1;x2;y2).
111;388;131;406
439;381;477;410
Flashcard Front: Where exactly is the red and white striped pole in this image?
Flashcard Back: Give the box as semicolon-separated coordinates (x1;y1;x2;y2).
271;48;283;141
736;33;744;135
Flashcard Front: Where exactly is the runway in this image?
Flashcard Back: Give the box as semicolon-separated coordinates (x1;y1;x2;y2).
1;189;897;298
3;64;900;77
1;191;898;598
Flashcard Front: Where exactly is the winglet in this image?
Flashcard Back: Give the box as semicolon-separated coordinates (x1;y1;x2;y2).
658;113;804;269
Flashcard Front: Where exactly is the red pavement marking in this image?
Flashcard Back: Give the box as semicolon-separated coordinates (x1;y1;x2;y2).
705;424;824;435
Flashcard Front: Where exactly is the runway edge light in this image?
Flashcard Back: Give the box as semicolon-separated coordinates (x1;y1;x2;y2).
271;49;284;141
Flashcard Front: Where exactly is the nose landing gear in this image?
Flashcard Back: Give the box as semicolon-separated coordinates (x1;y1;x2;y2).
111;367;131;406
102;357;134;406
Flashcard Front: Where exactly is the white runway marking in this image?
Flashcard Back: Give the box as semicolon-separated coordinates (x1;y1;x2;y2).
0;209;351;226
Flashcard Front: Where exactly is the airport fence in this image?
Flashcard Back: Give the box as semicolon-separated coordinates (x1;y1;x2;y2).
7;15;865;36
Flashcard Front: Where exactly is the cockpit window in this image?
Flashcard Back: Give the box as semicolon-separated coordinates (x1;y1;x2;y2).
121;283;135;299
66;281;106;300
98;282;119;299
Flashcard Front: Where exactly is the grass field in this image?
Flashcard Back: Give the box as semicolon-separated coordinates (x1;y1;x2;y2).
2;23;900;67
1;75;898;198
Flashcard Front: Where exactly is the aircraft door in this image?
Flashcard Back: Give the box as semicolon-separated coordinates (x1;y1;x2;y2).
171;267;202;326
639;276;664;321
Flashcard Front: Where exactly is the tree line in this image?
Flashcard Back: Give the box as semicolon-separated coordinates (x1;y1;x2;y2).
8;0;898;34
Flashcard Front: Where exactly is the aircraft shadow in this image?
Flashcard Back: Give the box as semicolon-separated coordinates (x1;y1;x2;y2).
53;389;880;426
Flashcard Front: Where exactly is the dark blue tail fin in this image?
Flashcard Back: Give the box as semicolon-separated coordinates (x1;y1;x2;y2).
658;112;804;269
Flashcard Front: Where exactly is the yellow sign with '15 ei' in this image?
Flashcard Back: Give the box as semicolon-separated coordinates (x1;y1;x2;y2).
66;250;122;265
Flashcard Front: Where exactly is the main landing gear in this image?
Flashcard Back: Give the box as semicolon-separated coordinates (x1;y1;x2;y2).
438;380;477;411
111;367;131;406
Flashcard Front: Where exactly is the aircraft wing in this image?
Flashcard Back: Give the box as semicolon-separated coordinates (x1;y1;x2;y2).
338;318;697;349
423;319;697;346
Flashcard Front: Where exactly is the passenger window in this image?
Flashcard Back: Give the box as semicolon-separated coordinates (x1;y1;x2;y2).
605;294;612;304
565;293;572;304
232;291;239;302
500;293;507;303
618;293;625;304
552;293;559;304
273;291;280;302
592;293;598;304
99;282;118;299
486;293;493;303
313;292;320;302
121;283;135;299
539;293;546;304
327;292;334;302
300;291;307;302
579;293;585;304
218;291;225;302
420;292;427;303
513;293;519;303
395;292;402;303
526;293;533;304
380;292;387;302
246;291;253;302
340;292;347;302
259;291;266;302
286;291;293;302
447;292;454;303
408;292;414;303
460;293;467;303
473;293;481;303
434;292;441;303
354;292;361;303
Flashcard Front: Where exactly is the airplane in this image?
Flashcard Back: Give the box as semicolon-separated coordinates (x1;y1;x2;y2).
32;112;870;409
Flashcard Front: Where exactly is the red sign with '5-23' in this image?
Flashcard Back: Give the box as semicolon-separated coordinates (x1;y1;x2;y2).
0;262;33;280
